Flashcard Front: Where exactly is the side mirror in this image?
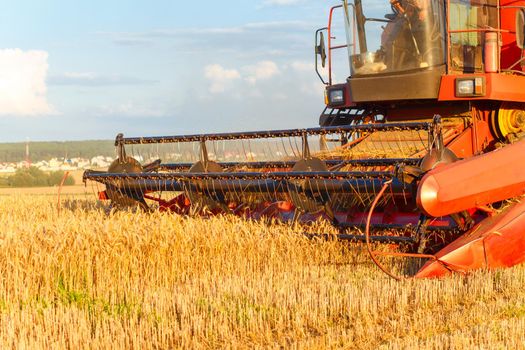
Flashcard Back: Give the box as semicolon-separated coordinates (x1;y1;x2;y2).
316;31;327;68
517;8;525;49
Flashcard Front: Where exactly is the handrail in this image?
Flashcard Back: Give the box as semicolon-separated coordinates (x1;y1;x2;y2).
500;5;525;71
446;1;525;74
328;5;343;85
315;2;356;85
448;28;509;34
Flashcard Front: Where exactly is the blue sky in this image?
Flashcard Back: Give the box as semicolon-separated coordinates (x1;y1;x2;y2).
0;0;347;142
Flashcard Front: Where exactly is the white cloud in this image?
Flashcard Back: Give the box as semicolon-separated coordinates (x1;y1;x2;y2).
48;72;157;86
106;20;313;58
204;64;241;93
300;81;326;96
262;0;302;6
94;102;168;118
244;61;280;85
0;49;54;116
204;61;280;92
291;61;312;72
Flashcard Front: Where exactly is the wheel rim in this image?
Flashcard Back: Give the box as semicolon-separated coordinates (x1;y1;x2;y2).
492;103;525;140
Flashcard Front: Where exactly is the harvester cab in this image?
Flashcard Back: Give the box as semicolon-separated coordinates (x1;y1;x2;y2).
84;0;525;279
319;0;525;131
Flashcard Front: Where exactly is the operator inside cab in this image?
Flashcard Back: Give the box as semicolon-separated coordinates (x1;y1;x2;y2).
348;0;497;76
380;0;435;69
350;0;444;75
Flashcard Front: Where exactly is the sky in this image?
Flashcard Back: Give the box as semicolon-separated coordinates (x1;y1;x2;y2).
0;0;358;142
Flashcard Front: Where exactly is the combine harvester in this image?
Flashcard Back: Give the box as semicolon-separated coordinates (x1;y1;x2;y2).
84;0;525;279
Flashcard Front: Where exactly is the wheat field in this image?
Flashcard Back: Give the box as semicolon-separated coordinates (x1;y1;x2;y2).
0;194;524;349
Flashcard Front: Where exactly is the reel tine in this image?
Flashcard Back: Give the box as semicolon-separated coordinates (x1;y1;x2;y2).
85;121;439;223
241;139;248;161
247;139;254;161
212;140;218;160
280;137;290;160
418;128;428;153
290;136;300;159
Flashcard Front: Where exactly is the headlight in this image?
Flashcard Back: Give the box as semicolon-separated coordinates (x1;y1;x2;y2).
329;89;345;104
456;77;485;97
457;80;474;95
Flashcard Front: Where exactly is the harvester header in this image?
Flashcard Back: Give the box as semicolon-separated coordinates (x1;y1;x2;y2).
84;0;525;279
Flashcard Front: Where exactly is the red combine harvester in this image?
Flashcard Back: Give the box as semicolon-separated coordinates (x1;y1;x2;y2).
84;0;525;279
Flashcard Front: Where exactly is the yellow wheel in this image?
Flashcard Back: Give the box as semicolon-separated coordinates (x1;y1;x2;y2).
491;103;525;141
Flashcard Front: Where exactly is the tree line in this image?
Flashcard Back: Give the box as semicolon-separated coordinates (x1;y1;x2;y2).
0;167;75;187
0;140;114;163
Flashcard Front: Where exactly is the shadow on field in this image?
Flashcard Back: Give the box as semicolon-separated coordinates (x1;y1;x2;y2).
61;199;107;211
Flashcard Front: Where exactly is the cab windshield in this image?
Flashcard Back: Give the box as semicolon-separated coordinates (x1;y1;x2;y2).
344;0;446;76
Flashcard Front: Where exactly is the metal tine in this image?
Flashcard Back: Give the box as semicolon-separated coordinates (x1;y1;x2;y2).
117;122;433;145
241;139;249;162
347;177;366;207
418;129;428;155
365;129;385;154
273;139;285;164
285;136;294;159
379;175;391;208
219;139;226;161
176;142;181;164
287;137;300;158
387;131;404;157
214;140;220;161
408;129;419;158
260;139;270;161
400;130;412;158
365;173;375;207
130;176;137;208
172;142;179;163
210;174;221;204
402;130;412;158
391;129;404;158
246;139;255;163
246;139;253;162
320;177;331;212
94;120;439;213
381;129;393;157
159;158;421;173
279;138;290;160
277;138;286;162
233;176;244;203
211;139;218;161
301;132;310;158
361;129;376;159
387;130;402;157
230;140;239;167
417;128;428;152
411;129;424;157
255;139;265;163
191;142;197;162
130;144;135;162
265;139;274;162
380;130;392;157
84;172;397;201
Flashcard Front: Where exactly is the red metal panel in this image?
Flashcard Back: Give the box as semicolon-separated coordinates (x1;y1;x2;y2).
416;199;525;278
446;121;493;158
417;139;525;218
438;73;525;102
500;0;525;71
445;127;475;158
